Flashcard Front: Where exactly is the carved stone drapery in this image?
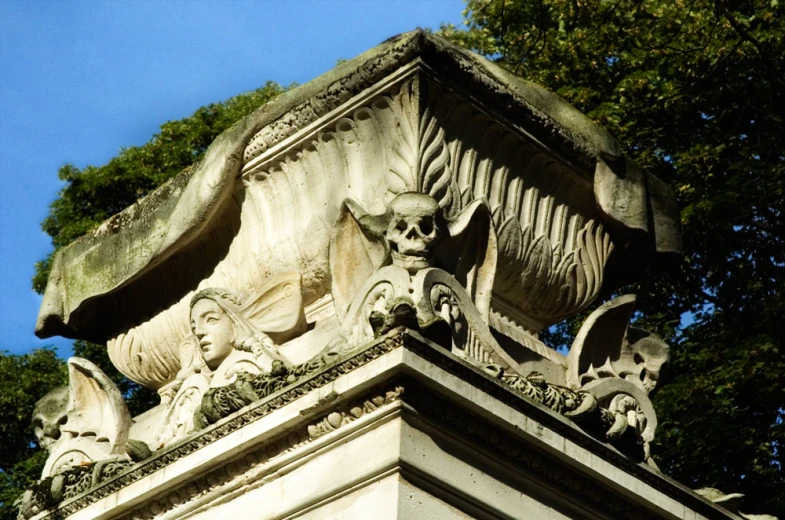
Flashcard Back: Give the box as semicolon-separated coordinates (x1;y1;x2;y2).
37;33;679;397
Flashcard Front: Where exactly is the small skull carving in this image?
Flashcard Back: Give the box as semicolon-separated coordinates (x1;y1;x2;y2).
385;193;442;273
631;335;669;393
623;328;670;394
31;386;70;451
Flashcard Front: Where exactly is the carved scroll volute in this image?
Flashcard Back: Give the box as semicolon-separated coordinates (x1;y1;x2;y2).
567;295;670;446
326;192;535;374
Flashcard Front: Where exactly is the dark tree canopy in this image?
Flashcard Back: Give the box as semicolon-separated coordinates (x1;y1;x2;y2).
0;344;161;519
440;0;784;515
0;349;67;520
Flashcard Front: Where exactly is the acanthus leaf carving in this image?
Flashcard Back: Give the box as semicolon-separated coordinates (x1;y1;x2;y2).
562;294;671;464
104;70;616;391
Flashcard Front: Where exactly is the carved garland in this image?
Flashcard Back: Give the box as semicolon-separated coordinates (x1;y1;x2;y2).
122;380;651;520
31;334;405;519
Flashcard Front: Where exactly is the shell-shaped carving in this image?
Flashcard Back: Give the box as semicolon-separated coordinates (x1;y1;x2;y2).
106;72;616;390
108;323;182;389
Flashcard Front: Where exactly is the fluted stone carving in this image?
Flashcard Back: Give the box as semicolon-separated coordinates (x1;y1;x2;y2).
99;72;616;390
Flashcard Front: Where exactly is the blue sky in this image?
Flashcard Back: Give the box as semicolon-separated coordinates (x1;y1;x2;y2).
0;0;465;356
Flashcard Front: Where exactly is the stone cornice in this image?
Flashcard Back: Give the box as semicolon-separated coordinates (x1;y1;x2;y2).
34;330;733;520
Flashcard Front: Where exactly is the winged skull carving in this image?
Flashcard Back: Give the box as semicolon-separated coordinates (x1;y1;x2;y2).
566;294;670;394
566;294;670;454
330;192;497;321
33;357;133;478
327;192;533;371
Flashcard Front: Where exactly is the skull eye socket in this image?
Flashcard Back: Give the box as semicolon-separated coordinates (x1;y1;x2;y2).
395;219;408;232
419;217;433;235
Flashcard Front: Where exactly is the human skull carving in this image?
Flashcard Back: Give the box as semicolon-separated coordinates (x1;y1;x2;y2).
385;193;442;273
628;331;670;393
31;386;69;451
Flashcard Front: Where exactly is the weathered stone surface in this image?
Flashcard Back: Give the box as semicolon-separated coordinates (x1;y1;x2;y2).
696;488;779;520
36;358;134;478
26;29;697;520
36;30;680;350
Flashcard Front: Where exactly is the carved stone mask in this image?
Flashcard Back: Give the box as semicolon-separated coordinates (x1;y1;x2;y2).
31;386;70;451
385;193;442;273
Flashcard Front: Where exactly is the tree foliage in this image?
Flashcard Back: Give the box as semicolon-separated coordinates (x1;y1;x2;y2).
440;0;784;514
0;349;67;520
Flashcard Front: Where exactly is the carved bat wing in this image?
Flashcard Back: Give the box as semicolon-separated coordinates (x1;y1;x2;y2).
329;199;388;320
439;199;498;321
64;357;132;452
566;294;636;389
240;270;307;343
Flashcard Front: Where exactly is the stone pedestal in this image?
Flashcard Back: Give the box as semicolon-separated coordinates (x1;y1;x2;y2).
44;331;733;520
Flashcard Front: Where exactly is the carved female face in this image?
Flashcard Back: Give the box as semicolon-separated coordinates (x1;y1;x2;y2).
190;298;236;370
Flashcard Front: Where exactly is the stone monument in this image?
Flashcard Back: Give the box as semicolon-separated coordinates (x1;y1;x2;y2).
20;30;767;519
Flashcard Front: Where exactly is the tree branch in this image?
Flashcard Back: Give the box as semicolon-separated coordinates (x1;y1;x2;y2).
716;0;764;55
